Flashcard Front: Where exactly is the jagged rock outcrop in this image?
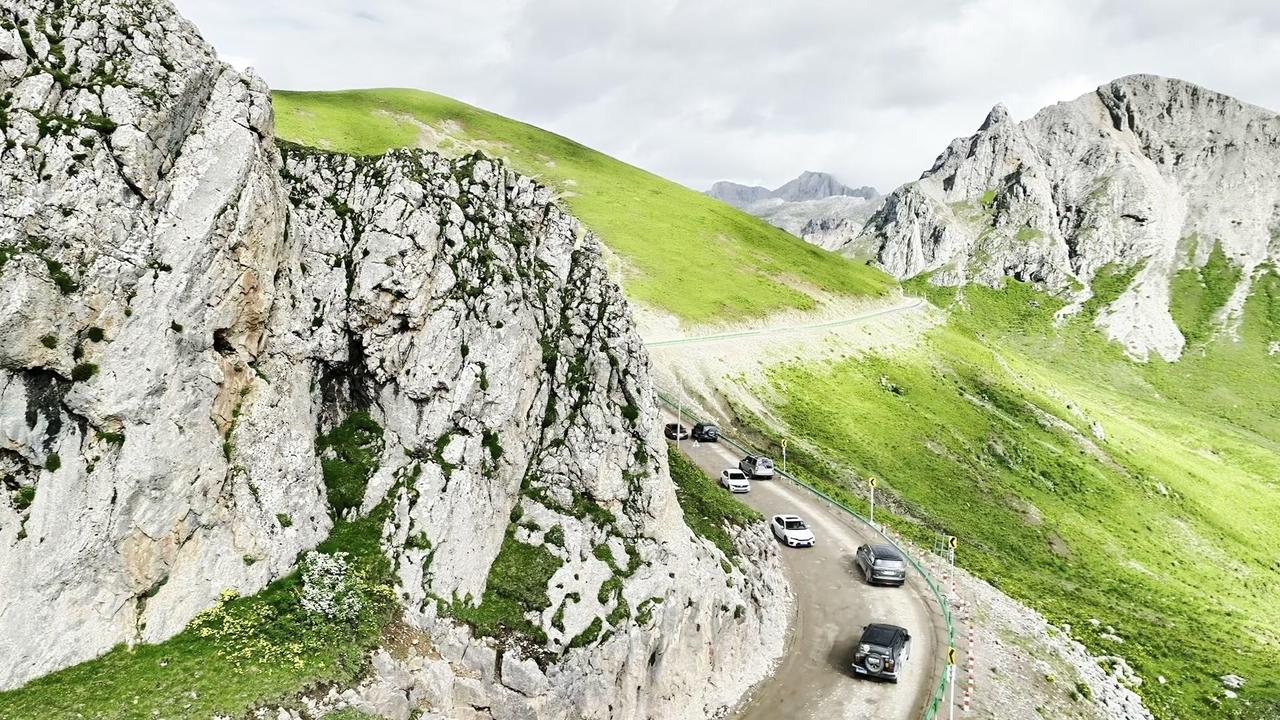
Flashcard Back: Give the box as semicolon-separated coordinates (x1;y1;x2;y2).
0;1;788;716
852;75;1280;360
707;172;881;249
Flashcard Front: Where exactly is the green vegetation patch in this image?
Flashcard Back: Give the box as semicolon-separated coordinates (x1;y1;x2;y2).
1170;240;1243;346
0;505;397;720
667;445;761;561
316;412;385;517
271;89;895;323
445;525;563;645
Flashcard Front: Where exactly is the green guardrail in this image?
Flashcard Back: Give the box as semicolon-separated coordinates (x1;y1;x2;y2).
656;390;956;720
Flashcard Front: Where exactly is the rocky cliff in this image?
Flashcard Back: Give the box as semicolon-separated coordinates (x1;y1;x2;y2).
0;1;788;717
852;75;1280;360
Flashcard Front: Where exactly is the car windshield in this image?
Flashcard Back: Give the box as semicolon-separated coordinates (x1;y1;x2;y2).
874;558;906;569
863;644;892;656
728;471;746;479
784;519;807;530
757;458;773;468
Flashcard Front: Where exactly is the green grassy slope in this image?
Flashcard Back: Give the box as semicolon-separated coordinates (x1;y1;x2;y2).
271;89;894;323
734;276;1280;720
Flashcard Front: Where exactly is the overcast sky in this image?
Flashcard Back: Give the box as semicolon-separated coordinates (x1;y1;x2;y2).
174;0;1280;193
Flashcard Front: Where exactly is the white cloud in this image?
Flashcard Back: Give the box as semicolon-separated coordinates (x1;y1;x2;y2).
173;0;1280;193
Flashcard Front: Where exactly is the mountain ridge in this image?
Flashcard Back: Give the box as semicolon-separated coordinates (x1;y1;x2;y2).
707;170;877;207
852;73;1280;360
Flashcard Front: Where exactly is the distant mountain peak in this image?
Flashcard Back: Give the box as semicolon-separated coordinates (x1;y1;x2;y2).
979;103;1010;131
707;171;878;207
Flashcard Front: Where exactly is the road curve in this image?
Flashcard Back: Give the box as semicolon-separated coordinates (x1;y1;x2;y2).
662;411;947;720
643;296;927;348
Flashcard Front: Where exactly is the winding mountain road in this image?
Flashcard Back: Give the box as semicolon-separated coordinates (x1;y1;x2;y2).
648;296;947;719
644;296;927;348
663;419;947;720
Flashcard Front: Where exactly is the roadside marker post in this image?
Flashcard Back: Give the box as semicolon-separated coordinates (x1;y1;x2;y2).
781;438;788;475
947;536;958;601
869;477;878;527
947;652;957;720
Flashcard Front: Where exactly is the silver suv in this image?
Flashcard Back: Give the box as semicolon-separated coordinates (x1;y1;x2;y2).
855;543;908;587
739;455;775;479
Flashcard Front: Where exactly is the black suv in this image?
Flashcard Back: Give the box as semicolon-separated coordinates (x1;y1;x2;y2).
852;623;911;682
855;543;908;586
691;422;720;442
663;423;690;440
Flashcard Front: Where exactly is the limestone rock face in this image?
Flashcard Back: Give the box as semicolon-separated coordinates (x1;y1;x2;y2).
0;0;322;684
852;75;1280;360
0;1;788;715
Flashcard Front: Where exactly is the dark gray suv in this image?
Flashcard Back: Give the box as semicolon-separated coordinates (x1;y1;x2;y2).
855;543;908;586
853;623;912;682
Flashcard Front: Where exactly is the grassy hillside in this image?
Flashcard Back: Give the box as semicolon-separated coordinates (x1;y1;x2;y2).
272;89;894;324
732;276;1280;720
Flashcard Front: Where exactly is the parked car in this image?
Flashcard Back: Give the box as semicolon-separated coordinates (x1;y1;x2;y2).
663;423;690;440
770;514;815;547
720;468;750;493
852;623;912;682
739;454;775;479
855;543;909;586
692;422;720;442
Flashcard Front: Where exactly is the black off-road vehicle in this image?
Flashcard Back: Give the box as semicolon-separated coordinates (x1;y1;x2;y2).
691;422;720;442
852;623;911;682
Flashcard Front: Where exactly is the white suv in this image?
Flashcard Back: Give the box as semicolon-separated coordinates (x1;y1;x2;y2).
720;468;751;493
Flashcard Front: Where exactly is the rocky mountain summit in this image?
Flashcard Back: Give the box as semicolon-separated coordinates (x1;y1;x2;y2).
852;75;1280;360
0;1;788;717
707;171;881;249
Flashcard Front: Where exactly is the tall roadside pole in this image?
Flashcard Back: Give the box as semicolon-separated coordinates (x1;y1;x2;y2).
948;535;958;601
869;477;878;527
781;438;788;475
948;646;957;720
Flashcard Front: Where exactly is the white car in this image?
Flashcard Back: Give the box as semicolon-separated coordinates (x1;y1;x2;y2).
770;514;816;547
720;468;751;493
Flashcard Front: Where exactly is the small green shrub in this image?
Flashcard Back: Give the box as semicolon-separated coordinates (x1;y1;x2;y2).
44;258;77;294
14;486;35;511
96;430;125;446
543;524;565;547
39;334;56;349
275;513;293;528
482;430;503;461
568;617;603;649
44;453;61;472
316;412;384;517
86;326;104;342
70;363;98;382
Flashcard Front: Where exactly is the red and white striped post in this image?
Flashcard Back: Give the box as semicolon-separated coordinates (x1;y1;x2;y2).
962;613;976;711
